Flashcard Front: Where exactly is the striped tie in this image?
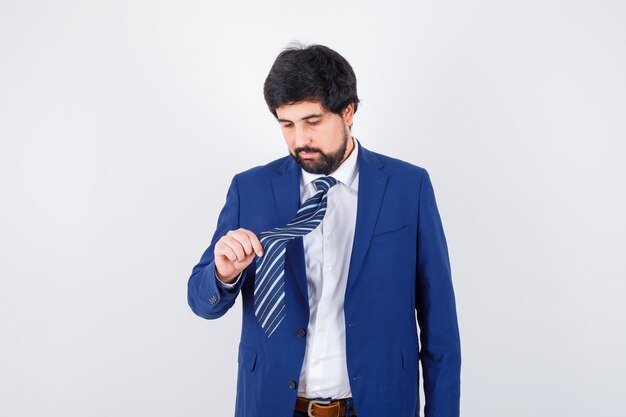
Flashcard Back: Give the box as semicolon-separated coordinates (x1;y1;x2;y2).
254;176;338;337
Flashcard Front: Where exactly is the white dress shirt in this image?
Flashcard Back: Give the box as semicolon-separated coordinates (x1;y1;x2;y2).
297;136;359;399
217;137;360;399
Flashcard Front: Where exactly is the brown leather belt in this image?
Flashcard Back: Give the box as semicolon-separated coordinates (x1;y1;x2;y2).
295;396;356;417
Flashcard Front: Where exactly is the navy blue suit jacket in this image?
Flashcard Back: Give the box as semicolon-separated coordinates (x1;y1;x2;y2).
188;142;461;417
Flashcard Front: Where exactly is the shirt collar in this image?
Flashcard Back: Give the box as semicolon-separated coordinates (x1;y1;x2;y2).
300;137;360;189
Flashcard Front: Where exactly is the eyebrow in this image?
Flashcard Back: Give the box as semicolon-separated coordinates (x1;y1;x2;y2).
277;113;323;123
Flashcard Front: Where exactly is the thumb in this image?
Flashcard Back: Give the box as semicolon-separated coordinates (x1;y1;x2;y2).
234;252;256;269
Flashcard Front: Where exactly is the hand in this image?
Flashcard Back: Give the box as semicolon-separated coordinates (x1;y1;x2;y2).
214;228;264;284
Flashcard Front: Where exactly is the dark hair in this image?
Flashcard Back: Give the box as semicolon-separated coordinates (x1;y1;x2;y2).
263;42;360;118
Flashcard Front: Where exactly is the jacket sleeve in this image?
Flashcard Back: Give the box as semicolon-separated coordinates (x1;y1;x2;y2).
187;174;249;319
415;168;462;417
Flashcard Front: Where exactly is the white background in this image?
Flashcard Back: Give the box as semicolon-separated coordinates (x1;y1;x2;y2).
1;1;625;416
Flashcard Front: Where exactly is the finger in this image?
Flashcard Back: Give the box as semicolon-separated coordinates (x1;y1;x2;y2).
222;235;246;262
230;229;254;256
240;229;264;257
215;240;238;263
233;252;255;268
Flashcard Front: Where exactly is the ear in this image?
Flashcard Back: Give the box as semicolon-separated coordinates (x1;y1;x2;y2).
342;103;355;128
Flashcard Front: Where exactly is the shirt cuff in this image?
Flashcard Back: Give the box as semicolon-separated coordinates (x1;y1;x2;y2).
215;269;243;290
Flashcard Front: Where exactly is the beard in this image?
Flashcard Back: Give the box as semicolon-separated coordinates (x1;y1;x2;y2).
290;128;351;175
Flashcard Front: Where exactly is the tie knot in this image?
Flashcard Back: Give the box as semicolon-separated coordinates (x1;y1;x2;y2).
313;176;338;192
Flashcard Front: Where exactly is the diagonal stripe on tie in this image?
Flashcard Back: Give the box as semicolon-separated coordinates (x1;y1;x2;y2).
254;175;338;337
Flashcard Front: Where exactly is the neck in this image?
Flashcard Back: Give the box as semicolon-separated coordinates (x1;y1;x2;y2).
340;136;355;165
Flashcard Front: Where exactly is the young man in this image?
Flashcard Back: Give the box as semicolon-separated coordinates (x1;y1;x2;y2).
188;44;461;417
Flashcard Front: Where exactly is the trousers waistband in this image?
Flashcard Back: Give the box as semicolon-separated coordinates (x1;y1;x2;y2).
295;396;356;417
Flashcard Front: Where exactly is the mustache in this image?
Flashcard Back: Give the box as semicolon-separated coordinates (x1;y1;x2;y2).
296;148;321;154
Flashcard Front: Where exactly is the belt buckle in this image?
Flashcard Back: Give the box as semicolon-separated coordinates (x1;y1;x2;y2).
307;399;332;417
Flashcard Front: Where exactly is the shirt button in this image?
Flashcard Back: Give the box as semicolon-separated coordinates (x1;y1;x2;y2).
297;328;306;337
318;327;325;333
326;265;333;271
289;380;297;390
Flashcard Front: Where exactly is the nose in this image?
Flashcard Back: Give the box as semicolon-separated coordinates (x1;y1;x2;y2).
293;124;311;148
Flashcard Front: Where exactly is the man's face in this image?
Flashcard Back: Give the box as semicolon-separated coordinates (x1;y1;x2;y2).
276;101;354;175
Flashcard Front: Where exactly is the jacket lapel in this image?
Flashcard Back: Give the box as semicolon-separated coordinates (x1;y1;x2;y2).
271;157;309;304
346;142;388;294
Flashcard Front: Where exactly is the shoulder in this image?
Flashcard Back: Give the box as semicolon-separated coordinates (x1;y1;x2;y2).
230;154;291;186
364;147;428;183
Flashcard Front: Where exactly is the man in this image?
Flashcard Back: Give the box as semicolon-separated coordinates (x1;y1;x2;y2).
187;44;461;417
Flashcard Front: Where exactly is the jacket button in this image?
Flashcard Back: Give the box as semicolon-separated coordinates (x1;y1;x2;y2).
289;380;297;390
297;328;306;337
